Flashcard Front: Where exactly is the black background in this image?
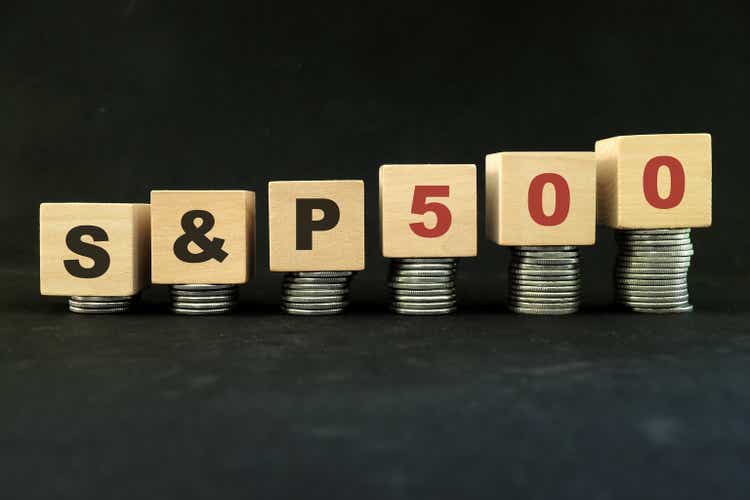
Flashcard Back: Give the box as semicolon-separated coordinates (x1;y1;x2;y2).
2;1;749;498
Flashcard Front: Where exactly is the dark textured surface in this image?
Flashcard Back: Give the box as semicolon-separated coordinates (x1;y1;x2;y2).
2;1;750;498
3;265;750;499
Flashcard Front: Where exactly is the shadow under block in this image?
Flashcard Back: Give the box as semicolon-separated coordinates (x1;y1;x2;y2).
39;203;151;296
379;164;477;258
595;133;712;229
150;190;256;284
268;180;365;272
485;152;596;246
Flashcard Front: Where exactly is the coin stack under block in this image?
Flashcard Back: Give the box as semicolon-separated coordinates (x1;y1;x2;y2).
281;271;355;315
388;258;457;315
614;229;693;313
508;246;581;315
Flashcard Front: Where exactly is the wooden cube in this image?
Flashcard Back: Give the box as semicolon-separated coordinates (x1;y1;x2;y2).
485;152;596;246
379;164;477;257
268;180;365;271
596;133;712;228
39;203;150;296
150;190;256;284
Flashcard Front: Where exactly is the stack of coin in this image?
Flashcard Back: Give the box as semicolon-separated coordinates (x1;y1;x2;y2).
508;246;580;315
281;271;355;315
170;284;238;315
68;295;135;314
388;258;457;315
614;228;693;313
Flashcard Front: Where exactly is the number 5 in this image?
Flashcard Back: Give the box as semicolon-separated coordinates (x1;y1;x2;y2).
409;185;452;238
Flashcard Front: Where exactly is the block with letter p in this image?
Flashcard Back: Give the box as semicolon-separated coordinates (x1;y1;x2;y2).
150;190;256;284
485;152;596;246
268;180;365;271
39;203;151;296
379;164;477;257
595;133;712;229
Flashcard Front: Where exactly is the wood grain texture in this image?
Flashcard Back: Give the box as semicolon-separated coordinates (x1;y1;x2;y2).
485;152;596;246
150;190;255;284
595;133;712;229
268;180;365;272
379;164;477;257
39;203;150;296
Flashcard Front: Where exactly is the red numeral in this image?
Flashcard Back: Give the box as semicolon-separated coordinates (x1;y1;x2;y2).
409;185;452;238
642;155;685;209
527;173;570;226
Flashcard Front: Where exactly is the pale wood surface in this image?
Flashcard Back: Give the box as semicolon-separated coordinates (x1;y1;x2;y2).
150;190;255;284
595;133;712;229
268;180;365;272
485;152;596;246
39;203;150;296
379;164;477;257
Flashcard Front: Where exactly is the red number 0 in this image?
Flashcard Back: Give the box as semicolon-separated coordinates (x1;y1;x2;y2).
409;185;452;238
642;155;685;209
527;173;570;226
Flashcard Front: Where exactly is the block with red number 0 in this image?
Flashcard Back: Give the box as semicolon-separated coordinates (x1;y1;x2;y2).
485;152;596;246
595;133;712;229
379;164;477;258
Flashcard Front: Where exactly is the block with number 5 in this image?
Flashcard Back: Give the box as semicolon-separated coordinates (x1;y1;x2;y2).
485;152;596;246
379;164;477;258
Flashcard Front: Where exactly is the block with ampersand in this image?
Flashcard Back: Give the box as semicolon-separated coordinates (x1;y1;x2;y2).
485;152;596;246
39;203;151;296
268;180;365;272
150;190;256;284
595;133;712;229
379;164;477;257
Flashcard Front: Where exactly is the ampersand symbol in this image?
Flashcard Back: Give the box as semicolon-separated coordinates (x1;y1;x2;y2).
173;210;229;263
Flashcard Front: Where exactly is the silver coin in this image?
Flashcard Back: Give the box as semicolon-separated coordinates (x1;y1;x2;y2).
511;286;580;294
172;300;236;309
515;245;577;251
284;288;348;296
171;284;236;291
510;289;580;298
393;300;455;309
618;298;691;307
70;295;132;302
390;275;453;283
619;228;690;235
393;292;456;301
68;299;132;308
393;269;455;277
391;306;456;315
284;282;349;290
283;294;347;303
628;304;694;313
512;250;579;258
285;276;350;284
509;305;578;315
511;262;578;271
69;305;131;314
397;258;456;264
282;300;348;309
293;271;354;277
617;277;687;286
282;306;346;315
511;278;581;287
171;306;233;315
391;288;456;296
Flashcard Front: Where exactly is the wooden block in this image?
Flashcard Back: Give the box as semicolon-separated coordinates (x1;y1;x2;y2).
150;190;256;284
485;152;596;246
595;133;712;229
268;180;365;271
379;164;477;257
39;203;150;296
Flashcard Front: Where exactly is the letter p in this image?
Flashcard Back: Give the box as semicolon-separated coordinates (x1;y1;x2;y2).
296;199;340;250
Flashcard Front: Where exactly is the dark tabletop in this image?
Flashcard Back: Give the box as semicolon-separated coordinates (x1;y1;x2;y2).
2;262;749;500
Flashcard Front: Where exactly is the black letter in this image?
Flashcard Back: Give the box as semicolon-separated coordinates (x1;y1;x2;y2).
63;225;110;278
296;199;340;250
